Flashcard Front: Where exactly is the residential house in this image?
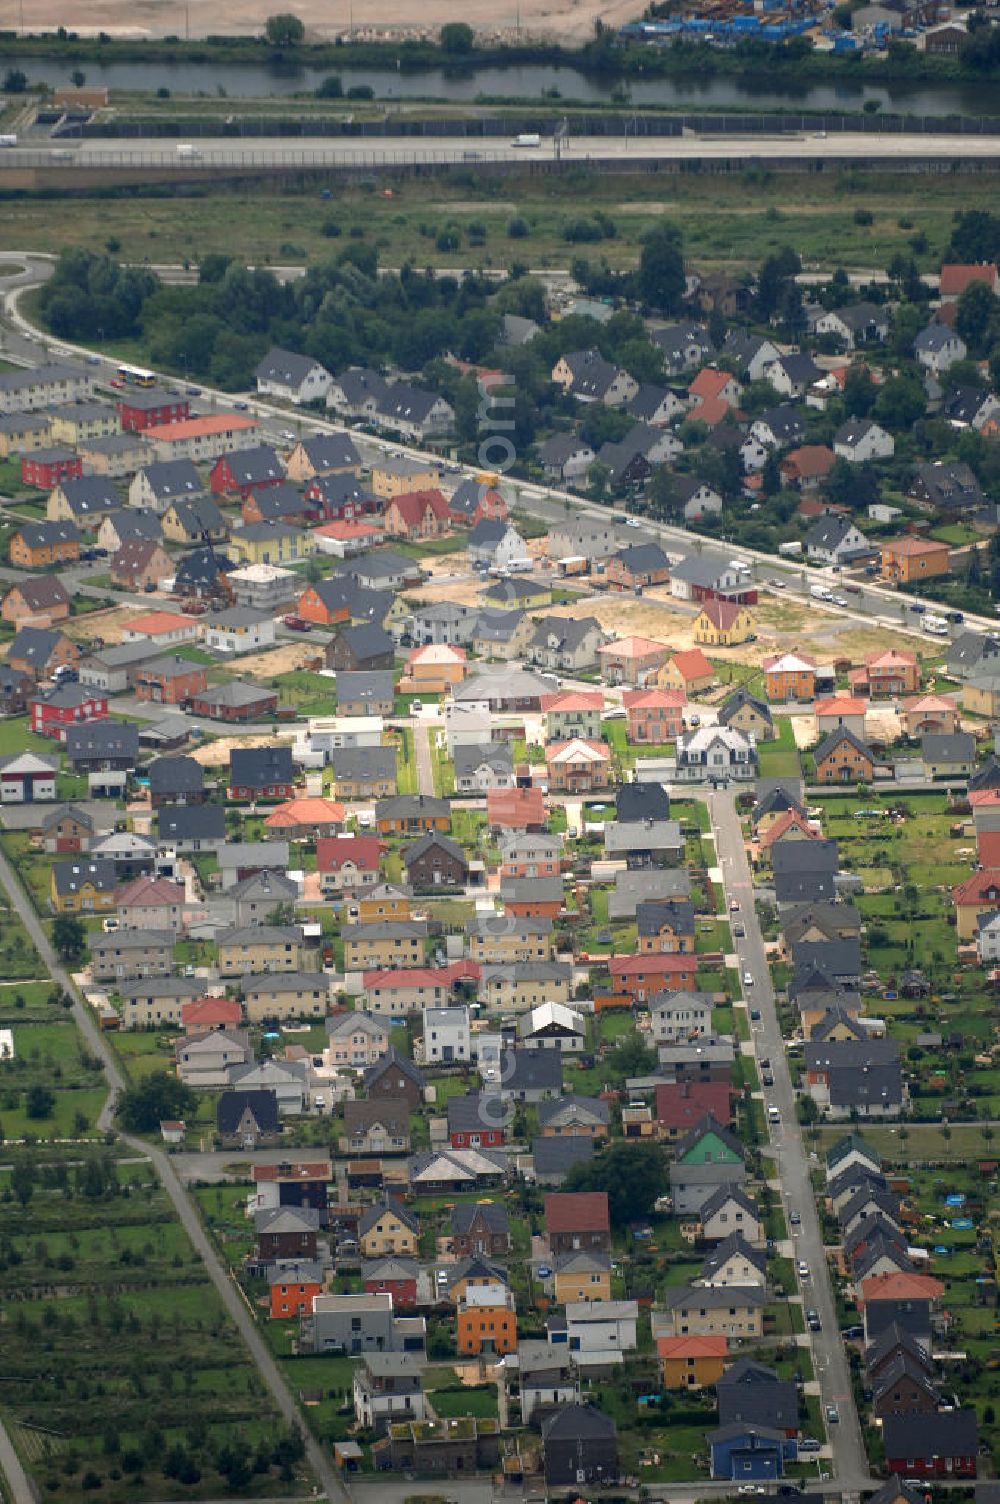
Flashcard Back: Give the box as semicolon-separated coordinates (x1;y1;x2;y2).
30;684;109;743
358;1199;419;1259
544;1192;610;1255
651;990;714;1042
833;418;894;464
865;648;920;697
203;606;275;656
624;688;685;744
606;542;671;591
764;652;816;702
326;623;395;674
229;746;296;802
543;691;604;744
216;925;303;977
538;1095;609;1139
110;539;172;592
814;727;875;784
342;1101;410;1156
8;520;80;571
662;1285;765;1340
453;743;514;794
129;457;203;513
915;323;967;373
218;1091;281;1149
1;575;71;628
241;972;331;1023
529;615;605;673
719;690;774;742
676;726;757;783
659;649;716;696
598;634;671;686
882;1413;978;1479
536;433;596;485
421;1005;471;1065
545;738;612;794
805;515;873;566
8;627;79;680
658;1335;729;1391
363;1048;426;1110
551;349;638;406
694;600;755;648
881;537;950;585
922;731;975;779
541;1405;617;1488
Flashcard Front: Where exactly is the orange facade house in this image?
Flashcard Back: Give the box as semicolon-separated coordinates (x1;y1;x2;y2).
457;1287;517;1356
383;488;451;540
658;1335;728;1389
764;652;817;702
881;536;950;585
866;649;920;697
270;1266;323;1319
598;635;671;686
398;643;467;695
624;688;685;744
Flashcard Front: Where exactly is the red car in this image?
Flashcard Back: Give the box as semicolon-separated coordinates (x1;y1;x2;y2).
283;615;312;632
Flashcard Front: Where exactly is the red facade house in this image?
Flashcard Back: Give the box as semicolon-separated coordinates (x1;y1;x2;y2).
624;687;685;743
134;657;210;707
883;1412;978;1479
118;391;190;432
448;1093;504;1151
22;449;82;489
30;684;108;741
209;446;285;501
486;787;546;832
363;1260;418;1308
270;1267;323;1320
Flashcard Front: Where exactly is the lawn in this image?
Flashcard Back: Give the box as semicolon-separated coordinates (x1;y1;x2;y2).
394;727;418;795
757;718;801;779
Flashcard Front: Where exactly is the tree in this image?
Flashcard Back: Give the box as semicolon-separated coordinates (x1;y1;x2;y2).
756;247;801;322
842;364;876;419
10;1160;33;1208
873;373;926;430
440;21;474;51
948;209;1000;265
956;280;1000;358
637;223;685;314
264;12;304;44
116;1074;197;1134
2;69;27;93
26;1085;56;1120
562;1140;668;1226
52;914;87;964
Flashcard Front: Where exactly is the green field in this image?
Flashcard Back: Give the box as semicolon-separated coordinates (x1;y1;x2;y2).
0;1149;308;1502
6;166;1000;275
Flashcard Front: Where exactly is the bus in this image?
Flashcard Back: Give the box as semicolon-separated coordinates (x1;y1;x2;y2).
113;363;156;389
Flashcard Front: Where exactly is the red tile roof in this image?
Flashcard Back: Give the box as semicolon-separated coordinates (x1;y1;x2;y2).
860;1271;945;1306
388;488;450;527
544;1191;610;1234
182;996;243;1030
668;648;714;683
316;835;386;872
655;1081;733;1130
486;787;546;829
953;868;1000;905
940;262;997;297
657;1334;728;1359
698;599;746;631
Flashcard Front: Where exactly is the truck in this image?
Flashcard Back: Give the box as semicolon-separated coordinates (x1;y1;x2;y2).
558;555;588;577
922;614;949;636
810;584;833;601
507;557;534;573
176;143;203;159
511;133;541;148
0;134;17;148
778;540;803;557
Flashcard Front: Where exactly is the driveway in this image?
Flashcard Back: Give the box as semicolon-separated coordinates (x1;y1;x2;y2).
708;790;871;1491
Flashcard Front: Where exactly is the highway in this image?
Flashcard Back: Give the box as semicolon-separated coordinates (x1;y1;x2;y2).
6;129;1000;173
710;791;869;1493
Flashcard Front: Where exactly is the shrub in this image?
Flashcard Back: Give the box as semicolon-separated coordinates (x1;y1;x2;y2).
507;215;529;239
854;207;874;225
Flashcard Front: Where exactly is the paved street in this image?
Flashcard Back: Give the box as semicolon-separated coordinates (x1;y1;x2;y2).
709;791;870;1491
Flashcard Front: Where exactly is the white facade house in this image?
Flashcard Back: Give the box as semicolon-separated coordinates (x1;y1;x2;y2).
467;521;526;571
353;1354;427;1433
421;1005;472;1064
559;1301;638;1365
833;419;895;464
977;911;1000;963
675;726;757;783
203;607;276;656
516;1000;586;1053
255;347;333;406
650;991;714;1043
914;324;967;374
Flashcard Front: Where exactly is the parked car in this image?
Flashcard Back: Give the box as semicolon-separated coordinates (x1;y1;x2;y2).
283;615;312;632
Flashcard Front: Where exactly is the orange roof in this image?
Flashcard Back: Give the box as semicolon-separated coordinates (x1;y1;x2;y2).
144;413;257;441
882;536;949;557
363;962;480;989
904;693;953;712
953;868;1000;905
782;444;834;479
867;648;918;669
265;797;346;828
668;648;714;682
657;1334;728;1359
860;1271;945;1306
545;737;610;766
124;610;196;635
815;695;866;717
698;599;746;631
623;687;686;709
182;996;243;1029
598;634;669;659
542;691;604;713
314;520;382;539
687;395;732;428
759;809;820;848
970;789;1000;807
487;786;546;828
408;643;467;665
940;262;997;296
689;367;735;400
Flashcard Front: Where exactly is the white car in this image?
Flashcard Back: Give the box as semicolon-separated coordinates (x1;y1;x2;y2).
743;971;754;986
798;1260;810;1279
626;517;642;528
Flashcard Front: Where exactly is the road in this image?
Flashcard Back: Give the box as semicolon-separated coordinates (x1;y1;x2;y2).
0;843;347;1504
709;790;870;1491
9;131;1000;173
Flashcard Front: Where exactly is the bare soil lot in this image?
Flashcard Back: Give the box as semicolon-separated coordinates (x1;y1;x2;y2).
0;0;643;41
